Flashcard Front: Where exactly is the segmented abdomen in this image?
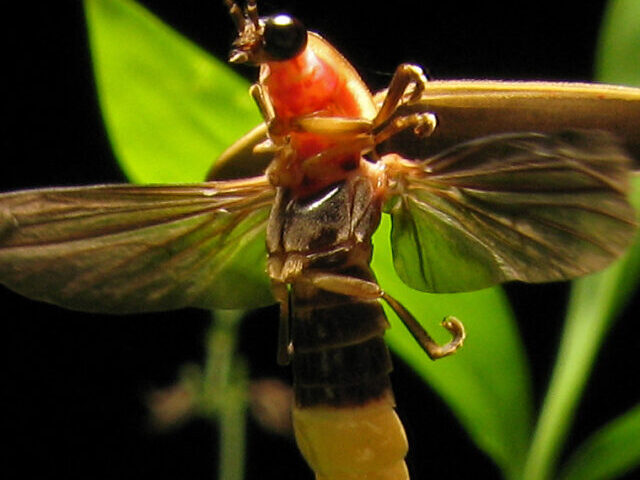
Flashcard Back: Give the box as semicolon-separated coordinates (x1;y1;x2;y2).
267;174;408;479
292;262;392;407
290;260;409;480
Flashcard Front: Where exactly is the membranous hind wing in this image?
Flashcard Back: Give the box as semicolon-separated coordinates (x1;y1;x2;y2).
0;176;275;313
385;130;637;292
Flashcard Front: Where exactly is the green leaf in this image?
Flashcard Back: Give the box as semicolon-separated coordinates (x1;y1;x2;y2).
372;216;533;479
557;404;640;480
85;0;261;184
595;0;640;87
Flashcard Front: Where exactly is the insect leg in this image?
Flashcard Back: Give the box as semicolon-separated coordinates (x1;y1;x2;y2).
373;63;430;129
246;0;259;27
264;141;301;187
249;83;284;138
292;115;373;136
260;65;433;141
272;280;293;366
307;272;466;360
300;136;375;177
382;293;465;360
223;0;245;33
307;272;383;299
373;111;437;145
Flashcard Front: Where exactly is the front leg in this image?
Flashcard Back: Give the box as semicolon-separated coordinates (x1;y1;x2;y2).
373;63;430;128
250;83;284;139
271;280;293;366
252;81;374;137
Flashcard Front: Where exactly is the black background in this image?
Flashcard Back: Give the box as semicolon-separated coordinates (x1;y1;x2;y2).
4;1;639;479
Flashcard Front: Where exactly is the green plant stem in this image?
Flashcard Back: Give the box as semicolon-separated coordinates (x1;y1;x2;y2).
219;390;247;480
204;310;248;480
521;266;627;480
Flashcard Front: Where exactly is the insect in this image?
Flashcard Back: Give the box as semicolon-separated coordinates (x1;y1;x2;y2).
1;1;639;479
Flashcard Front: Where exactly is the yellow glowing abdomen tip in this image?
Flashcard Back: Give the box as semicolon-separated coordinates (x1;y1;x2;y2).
292;395;409;480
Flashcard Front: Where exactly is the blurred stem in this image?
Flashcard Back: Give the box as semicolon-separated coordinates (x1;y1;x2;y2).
204;310;248;480
522;261;630;480
219;390;247;480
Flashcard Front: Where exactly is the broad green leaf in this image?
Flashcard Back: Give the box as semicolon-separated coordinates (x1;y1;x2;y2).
372;216;533;479
557;404;640;480
85;0;261;184
595;0;640;87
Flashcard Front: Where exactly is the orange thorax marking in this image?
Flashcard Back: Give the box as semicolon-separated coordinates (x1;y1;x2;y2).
262;46;369;195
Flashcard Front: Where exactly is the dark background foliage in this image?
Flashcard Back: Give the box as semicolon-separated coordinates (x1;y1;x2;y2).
3;1;638;479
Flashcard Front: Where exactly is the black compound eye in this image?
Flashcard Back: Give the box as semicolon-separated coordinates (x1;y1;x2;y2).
263;14;307;60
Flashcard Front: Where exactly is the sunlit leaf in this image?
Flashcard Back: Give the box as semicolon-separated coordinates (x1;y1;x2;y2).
595;0;640;87
85;0;261;184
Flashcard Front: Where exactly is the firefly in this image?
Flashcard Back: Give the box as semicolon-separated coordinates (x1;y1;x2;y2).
0;1;638;479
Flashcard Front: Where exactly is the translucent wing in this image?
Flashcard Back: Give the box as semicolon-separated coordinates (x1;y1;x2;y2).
0;177;275;313
386;130;637;292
